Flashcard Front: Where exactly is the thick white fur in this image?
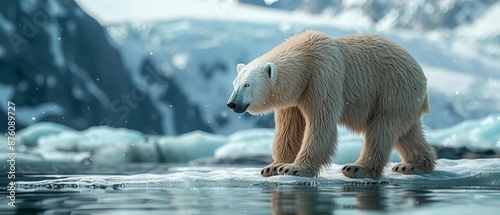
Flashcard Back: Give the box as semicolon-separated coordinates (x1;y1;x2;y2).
233;30;436;179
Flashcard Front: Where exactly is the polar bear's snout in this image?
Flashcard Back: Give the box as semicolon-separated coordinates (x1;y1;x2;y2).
227;90;250;114
227;102;249;114
227;97;249;114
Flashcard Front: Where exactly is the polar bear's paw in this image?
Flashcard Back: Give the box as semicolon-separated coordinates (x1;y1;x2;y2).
261;163;285;177
276;164;316;177
392;163;426;174
341;164;373;179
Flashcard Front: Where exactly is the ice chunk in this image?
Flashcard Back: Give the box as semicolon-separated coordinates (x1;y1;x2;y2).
38;126;143;151
334;128;402;164
13;125;228;164
37;126;144;164
17;122;75;147
215;129;274;158
157;130;228;163
428;114;500;150
215;128;402;164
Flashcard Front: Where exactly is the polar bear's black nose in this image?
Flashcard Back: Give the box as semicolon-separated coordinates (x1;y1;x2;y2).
227;102;236;110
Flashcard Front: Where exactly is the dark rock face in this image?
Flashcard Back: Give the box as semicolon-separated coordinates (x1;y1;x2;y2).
0;0;211;134
140;59;213;134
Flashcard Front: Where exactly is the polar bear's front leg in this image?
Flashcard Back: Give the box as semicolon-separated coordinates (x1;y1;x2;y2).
276;108;339;177
261;107;305;177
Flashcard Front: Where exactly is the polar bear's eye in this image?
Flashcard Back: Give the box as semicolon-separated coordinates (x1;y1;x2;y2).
244;84;250;88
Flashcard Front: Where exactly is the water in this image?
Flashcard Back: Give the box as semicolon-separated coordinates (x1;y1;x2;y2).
3;180;500;214
1;163;500;214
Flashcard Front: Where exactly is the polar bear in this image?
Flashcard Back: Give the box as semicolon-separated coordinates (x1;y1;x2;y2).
226;30;436;179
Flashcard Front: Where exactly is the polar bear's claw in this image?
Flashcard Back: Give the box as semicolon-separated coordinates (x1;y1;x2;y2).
392;163;428;174
261;163;284;177
276;164;316;177
342;163;373;179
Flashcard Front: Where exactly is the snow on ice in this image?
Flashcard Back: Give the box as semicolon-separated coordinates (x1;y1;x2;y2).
16;159;500;188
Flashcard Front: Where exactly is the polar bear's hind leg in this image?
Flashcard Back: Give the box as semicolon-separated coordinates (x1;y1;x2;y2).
393;122;436;174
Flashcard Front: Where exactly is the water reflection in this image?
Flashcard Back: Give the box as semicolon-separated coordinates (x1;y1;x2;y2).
341;185;386;210
0;177;455;215
267;184;437;214
267;186;335;215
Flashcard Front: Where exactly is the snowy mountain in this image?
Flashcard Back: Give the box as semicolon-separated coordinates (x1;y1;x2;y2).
240;0;500;59
1;0;499;136
240;0;495;29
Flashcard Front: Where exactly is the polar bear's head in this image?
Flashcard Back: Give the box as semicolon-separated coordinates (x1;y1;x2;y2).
227;62;277;115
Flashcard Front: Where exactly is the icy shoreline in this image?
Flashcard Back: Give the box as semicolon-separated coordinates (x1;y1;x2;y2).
15;159;500;189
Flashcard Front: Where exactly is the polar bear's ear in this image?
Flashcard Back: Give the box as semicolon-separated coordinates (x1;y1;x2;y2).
265;62;277;84
237;63;245;74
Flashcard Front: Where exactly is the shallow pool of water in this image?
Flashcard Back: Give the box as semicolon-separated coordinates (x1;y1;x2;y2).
2;162;500;214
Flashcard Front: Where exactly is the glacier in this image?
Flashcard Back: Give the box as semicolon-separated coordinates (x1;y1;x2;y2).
101;0;500;133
